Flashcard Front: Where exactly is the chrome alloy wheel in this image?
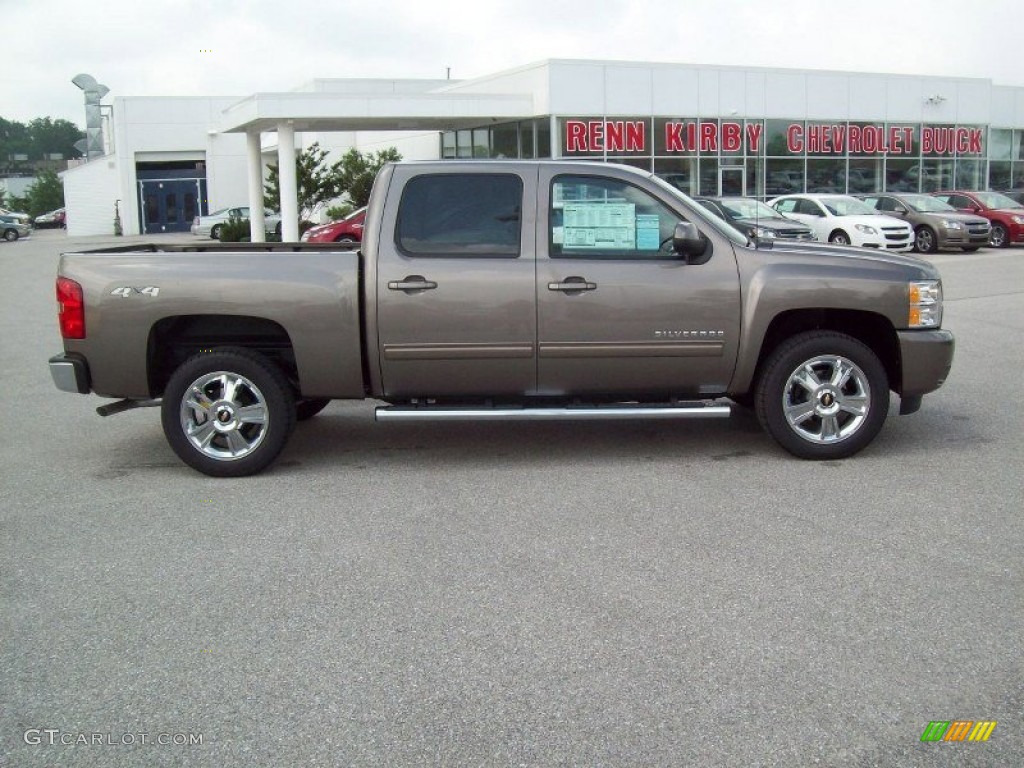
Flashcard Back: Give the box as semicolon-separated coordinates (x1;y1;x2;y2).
179;371;269;460
782;355;870;444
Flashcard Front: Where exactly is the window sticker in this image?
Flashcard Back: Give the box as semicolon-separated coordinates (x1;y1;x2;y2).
562;202;636;250
636;214;661;249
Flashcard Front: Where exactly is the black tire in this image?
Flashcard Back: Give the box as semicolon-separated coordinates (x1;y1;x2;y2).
730;392;755;410
334;235;357;244
295;398;331;421
210;224;222;241
914;226;938;254
990;223;1008;248
755;331;889;460
961;246;980;252
828;230;850;245
3;229;18;242
161;348;295;477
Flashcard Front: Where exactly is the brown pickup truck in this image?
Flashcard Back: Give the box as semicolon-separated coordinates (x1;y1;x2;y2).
50;161;954;476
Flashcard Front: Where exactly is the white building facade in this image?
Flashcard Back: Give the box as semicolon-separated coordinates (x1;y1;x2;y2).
63;59;1024;237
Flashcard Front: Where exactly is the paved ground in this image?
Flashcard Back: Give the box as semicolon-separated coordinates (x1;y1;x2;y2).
3;229;1022;767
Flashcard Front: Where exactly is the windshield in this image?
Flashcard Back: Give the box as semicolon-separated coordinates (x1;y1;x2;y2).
720;199;786;220
821;196;877;216
649;176;749;246
902;194;956;213
974;191;1023;209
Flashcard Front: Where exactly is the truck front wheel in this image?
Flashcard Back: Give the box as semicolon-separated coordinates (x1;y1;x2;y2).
161;348;295;477
755;331;889;460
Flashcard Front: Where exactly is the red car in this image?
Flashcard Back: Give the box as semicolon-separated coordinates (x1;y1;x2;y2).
300;207;366;243
931;191;1024;248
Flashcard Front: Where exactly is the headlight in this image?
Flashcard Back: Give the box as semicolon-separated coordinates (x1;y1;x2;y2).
1012;215;1024;225
941;220;962;229
753;227;776;239
908;280;942;328
855;224;877;235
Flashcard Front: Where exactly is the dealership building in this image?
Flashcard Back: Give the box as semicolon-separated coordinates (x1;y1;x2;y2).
62;58;1024;237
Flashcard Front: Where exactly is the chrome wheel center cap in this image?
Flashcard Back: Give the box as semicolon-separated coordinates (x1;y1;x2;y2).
816;389;840;415
213;404;236;429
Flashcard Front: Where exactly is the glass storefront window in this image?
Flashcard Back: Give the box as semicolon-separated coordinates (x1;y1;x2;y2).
520;121;535;159
699;158;719;196
989;161;1012;190
654;118;697;156
491;122;518;159
886;123;919;157
765;158;803;196
442;131;456;159
848;159;883;193
806;159;846;193
989;129;1013;161
456;129;472;159
885;159;919;192
472;128;490;158
921;159;954;192
764;120;797;157
746;158;764;199
954;159;984;190
653;157;697;196
536;119;551;158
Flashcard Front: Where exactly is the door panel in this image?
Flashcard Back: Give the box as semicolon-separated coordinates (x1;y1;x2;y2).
536;170;741;397
376;168;538;398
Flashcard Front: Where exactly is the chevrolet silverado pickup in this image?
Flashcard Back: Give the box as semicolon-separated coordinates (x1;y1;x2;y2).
49;161;955;477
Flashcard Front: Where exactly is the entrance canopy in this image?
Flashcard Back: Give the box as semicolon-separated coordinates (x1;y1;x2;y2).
218;86;535;241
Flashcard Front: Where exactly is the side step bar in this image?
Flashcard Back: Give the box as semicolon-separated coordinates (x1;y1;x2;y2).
376;402;731;422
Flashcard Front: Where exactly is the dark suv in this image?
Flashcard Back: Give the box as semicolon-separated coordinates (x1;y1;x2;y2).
695;197;814;242
858;193;990;253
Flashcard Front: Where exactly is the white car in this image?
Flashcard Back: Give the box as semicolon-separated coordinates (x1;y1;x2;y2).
768;194;914;252
191;206;282;239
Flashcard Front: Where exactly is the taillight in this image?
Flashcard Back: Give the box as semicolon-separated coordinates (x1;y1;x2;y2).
57;277;85;339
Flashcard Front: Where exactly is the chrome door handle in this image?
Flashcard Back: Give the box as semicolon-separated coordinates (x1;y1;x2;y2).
388;275;438;292
548;276;597;293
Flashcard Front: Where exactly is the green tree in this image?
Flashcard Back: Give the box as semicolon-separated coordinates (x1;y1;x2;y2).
263;142;344;221
336;147;402;208
9;170;64;217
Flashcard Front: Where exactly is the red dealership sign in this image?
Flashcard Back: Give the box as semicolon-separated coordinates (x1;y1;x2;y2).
563;119;984;156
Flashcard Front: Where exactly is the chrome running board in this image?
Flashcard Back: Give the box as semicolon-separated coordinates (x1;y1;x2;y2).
375;402;731;422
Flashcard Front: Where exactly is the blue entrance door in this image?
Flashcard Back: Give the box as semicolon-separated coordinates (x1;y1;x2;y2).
139;179;203;233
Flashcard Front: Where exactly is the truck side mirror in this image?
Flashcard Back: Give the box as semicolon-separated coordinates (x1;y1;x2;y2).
673;221;708;260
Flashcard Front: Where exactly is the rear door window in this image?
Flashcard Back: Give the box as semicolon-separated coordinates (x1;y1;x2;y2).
396;174;522;257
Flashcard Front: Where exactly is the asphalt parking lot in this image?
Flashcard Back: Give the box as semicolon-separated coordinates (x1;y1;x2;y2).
3;228;1022;767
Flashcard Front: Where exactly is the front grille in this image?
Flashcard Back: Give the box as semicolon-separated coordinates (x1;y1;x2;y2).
967;223;990;237
881;226;911;242
776;231;813;240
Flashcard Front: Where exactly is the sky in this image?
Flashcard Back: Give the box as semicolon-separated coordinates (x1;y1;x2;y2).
3;0;1020;128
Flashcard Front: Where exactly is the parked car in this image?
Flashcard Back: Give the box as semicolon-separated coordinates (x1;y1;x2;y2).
768;194;914;251
931;191;1024;248
300;207;367;243
191;207;282;239
0;206;31;224
856;193;990;253
34;208;66;229
694;197;814;242
1;215;33;241
999;190;1024;205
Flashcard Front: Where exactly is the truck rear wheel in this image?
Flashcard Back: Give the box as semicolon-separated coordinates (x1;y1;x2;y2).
755;331;889;460
161;348;295;477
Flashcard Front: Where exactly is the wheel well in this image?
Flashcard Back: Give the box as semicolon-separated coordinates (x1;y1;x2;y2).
829;229;848;241
747;309;900;394
148;315;297;396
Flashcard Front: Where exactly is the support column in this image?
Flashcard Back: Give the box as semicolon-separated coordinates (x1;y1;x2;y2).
246;130;266;243
277;122;299;242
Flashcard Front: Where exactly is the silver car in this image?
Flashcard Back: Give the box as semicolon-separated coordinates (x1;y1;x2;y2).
190;206;282;239
1;215;32;241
